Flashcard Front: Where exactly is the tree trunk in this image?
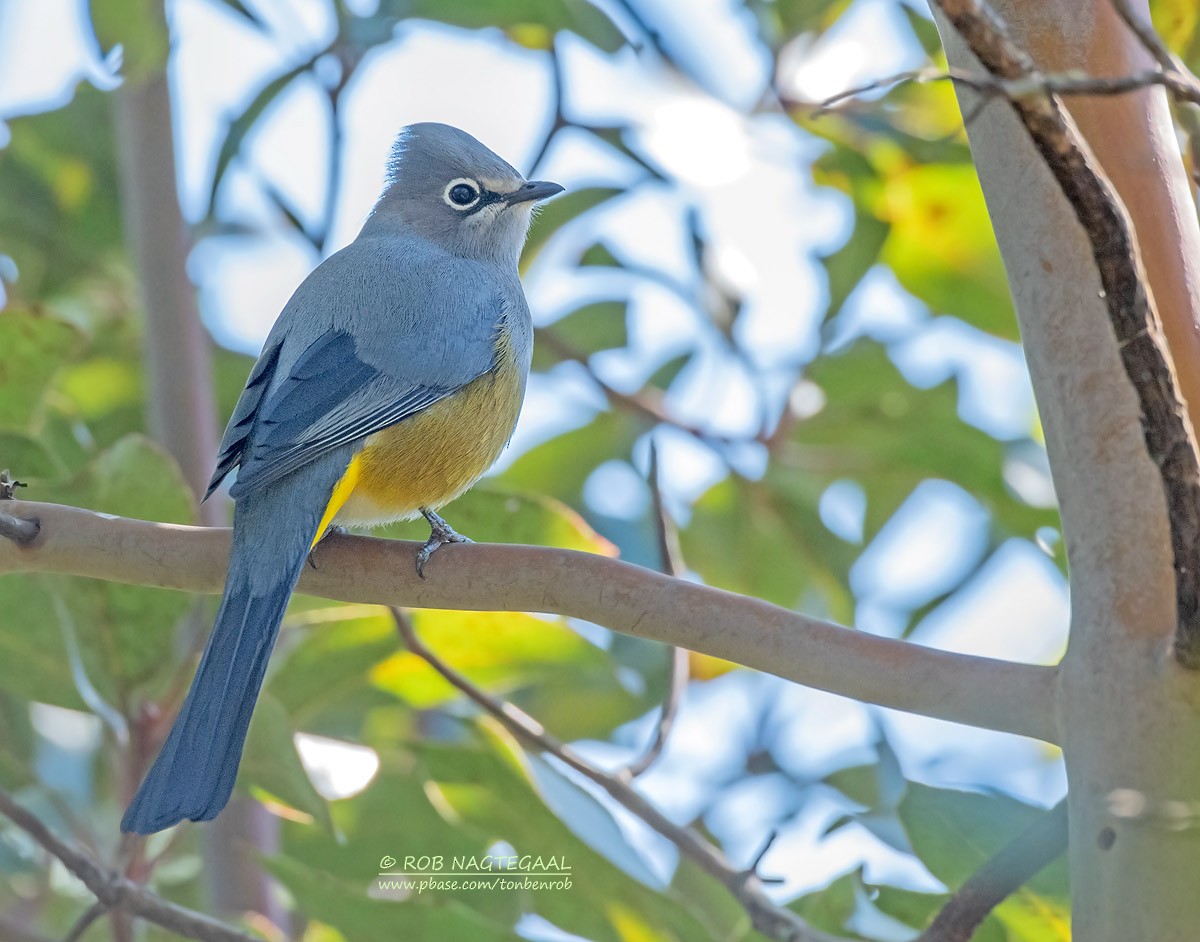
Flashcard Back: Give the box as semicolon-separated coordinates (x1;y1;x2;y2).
934;1;1200;938
112;42;286;933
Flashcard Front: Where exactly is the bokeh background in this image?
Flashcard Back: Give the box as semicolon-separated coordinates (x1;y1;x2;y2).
6;0;1194;939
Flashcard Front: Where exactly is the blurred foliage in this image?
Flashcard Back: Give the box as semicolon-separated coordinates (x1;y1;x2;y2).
6;0;1184;936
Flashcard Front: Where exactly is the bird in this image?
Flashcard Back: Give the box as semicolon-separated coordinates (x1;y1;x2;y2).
121;123;564;834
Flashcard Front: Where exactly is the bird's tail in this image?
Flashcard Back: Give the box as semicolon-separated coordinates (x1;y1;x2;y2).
121;495;321;834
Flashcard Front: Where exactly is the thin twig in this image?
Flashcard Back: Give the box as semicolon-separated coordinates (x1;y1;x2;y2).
0;787;258;942
744;829;785;885
625;440;689;778
527;42;568;176
807;64;1200;117
1108;0;1192;77
537;327;759;448
917;800;1069;942
931;0;1200;669
61;901;108;942
389;607;850;942
0;470;26;500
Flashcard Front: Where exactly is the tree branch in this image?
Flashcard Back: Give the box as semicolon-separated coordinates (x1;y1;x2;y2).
624;440;688;778
536;327;753;448
390;608;848;942
0;787;257;942
0;511;38;545
0;499;1059;743
61;901;108;942
930;0;1200;669
1108;0;1196;80
809;64;1200;116
917;799;1069;942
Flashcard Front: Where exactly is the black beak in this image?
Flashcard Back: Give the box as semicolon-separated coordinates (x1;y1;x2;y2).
504;180;565;205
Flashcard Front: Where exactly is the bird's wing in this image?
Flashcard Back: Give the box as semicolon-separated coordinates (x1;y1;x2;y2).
206;338;285;499
227;326;492;497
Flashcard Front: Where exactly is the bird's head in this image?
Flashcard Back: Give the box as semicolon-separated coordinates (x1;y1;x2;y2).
371;122;564;267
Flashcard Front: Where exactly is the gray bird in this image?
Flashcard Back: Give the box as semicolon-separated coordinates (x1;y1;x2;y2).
122;122;563;834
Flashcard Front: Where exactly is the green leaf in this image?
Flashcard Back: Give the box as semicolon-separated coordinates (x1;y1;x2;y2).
580;241;622;267
899;784;1070;940
0;577;82;707
266;853;524;942
241;694;334;834
824;764;882;809
881;163;1018;340
0;431;63;480
751;0;854;45
54;433;194;524
43;435;197;698
899;3;944;58
1151;0;1200;57
646;352;692;393
270;607;402;732
0;308;85;430
790;869;858;935
501;409;643;506
0;85;123;297
209;62;315;213
413;728;724;942
683;473;855;615
213;0;266;27
372;608;645;741
376;0;626;52
684;340;1056;615
533;301;629;369
367;483;615;555
668;857;753;940
0;693;35;789
90;0;169;79
521;187;623;272
820;213;889;322
795;341;1054;540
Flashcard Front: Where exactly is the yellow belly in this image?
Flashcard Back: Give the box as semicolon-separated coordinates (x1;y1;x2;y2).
314;354;523;536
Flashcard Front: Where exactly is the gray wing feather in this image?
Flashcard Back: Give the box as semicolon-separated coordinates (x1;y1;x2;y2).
206;338;285;499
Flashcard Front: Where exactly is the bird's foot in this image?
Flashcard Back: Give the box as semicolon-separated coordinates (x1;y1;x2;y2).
416;508;472;579
308;525;348;570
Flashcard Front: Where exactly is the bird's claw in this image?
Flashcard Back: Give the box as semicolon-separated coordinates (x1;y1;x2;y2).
308;525;348;570
416;509;472;579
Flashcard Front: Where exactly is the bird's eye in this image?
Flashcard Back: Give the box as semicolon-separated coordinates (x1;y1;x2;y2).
444;179;481;209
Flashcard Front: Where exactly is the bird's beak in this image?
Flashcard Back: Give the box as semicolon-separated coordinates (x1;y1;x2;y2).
504;180;566;205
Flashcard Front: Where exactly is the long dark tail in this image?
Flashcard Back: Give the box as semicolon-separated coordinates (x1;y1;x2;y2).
121;476;333;834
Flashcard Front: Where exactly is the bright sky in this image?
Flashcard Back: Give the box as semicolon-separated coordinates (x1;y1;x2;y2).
0;0;1068;908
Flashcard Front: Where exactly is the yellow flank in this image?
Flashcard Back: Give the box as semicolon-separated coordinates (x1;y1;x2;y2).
319;332;524;530
311;454;362;548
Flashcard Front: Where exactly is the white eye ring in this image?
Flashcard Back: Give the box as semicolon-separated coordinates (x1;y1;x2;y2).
443;178;481;210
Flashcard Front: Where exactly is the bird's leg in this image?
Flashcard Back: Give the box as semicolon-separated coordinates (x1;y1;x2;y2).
415;508;472;578
307;525;348;570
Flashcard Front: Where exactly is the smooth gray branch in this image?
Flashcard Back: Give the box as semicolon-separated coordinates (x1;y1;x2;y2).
0;499;1061;743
